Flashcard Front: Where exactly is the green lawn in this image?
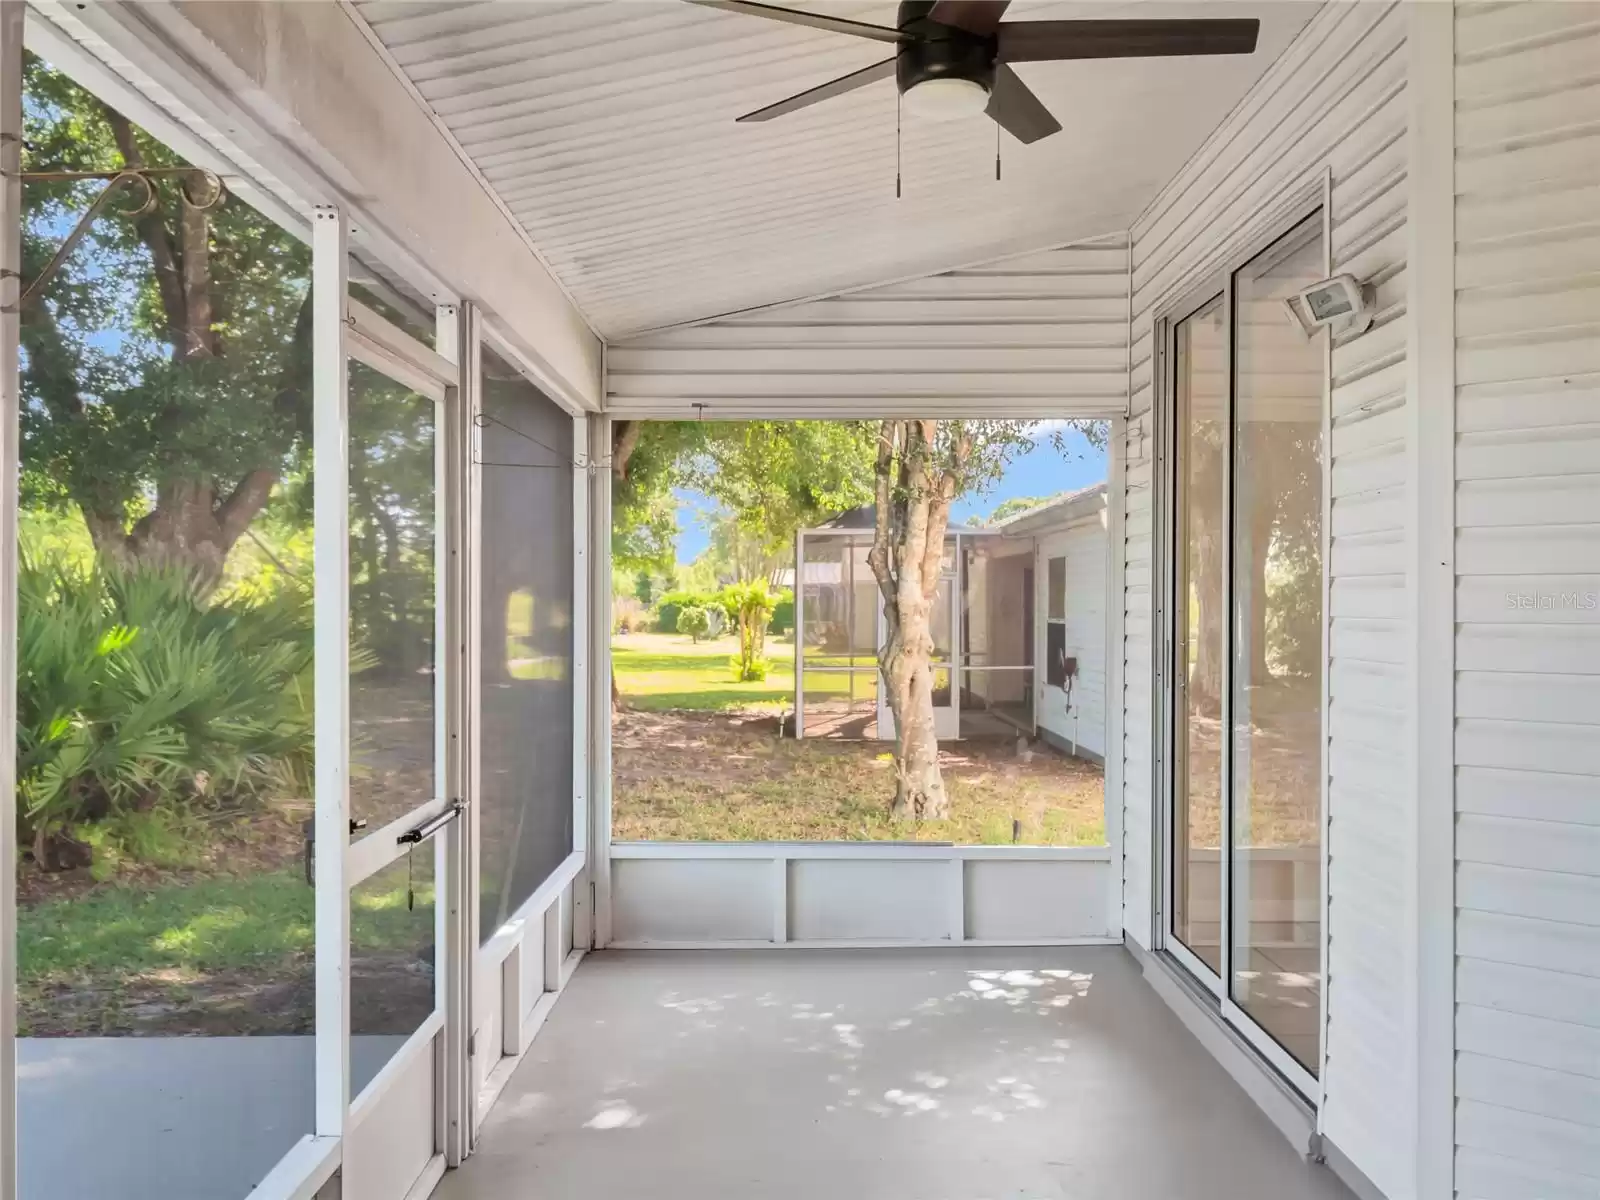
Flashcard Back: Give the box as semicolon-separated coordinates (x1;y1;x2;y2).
17;865;432;1035
612;631;881;712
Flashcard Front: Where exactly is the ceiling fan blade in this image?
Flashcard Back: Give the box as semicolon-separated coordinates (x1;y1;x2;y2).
690;1;906;43
928;0;1012;36
998;18;1259;62
736;57;897;122
986;63;1061;145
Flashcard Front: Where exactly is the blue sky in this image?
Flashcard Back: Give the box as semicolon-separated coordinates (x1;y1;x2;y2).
674;422;1107;564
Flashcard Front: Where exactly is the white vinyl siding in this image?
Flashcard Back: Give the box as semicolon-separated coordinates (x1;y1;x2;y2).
605;235;1131;418
1123;3;1411;1194
1452;4;1600;1198
1035;517;1109;762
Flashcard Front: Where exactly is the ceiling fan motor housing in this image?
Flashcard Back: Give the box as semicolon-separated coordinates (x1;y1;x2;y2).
895;0;996;97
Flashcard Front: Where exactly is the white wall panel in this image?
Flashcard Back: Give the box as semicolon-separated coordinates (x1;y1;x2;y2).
608;847;1114;946
789;860;950;942
1123;4;1411;1193
344;1040;436;1200
1452;5;1600;1197
964;860;1108;941
612;858;776;944
1036;515;1109;760
606;235;1130;418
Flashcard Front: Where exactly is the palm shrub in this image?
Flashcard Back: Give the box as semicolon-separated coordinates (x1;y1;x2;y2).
721;582;777;682
16;556;315;868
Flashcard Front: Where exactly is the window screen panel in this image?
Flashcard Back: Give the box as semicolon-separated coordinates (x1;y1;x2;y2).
478;346;575;942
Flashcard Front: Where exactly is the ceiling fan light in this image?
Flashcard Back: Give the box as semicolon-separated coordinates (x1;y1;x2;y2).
902;76;990;121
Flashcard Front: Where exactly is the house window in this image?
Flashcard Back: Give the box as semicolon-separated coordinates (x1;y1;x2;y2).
1045;555;1069;687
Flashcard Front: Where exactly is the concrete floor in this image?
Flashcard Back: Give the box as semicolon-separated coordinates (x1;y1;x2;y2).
439;946;1352;1200
19;1035;401;1200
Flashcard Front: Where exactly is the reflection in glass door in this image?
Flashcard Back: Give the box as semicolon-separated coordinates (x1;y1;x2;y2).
1172;297;1227;976
1164;209;1327;1094
1228;217;1325;1079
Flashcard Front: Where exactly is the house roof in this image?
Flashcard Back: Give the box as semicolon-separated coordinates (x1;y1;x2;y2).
813;504;985;535
986;481;1109;534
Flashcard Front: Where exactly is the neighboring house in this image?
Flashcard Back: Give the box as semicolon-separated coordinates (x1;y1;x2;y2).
984;483;1109;762
793;484;1108;761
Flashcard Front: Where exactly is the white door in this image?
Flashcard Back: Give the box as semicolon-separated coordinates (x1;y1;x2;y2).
314;212;468;1200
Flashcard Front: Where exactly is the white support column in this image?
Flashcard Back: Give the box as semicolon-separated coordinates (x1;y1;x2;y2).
311;205;351;1138
1103;415;1127;940
436;300;471;1167
588;413;614;947
571;415;592;951
0;9;22;1199
1406;3;1457;1197
794;533;806;738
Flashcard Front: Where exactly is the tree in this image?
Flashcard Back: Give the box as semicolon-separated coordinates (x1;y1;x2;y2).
633;569;654;606
720;582;776;681
867;419;1104;821
20;55;311;592
677;602;710;644
682;421;876;575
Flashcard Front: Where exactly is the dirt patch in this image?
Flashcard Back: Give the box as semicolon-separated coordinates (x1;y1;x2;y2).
612;709;1105;845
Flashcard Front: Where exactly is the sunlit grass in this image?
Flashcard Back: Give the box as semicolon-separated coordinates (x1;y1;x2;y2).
16;867;431;1031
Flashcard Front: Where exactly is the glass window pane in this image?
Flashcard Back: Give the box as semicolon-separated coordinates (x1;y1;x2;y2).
478;347;575;941
348;361;438;840
16;52;316;1198
1047;556;1066;619
351;848;437;1097
349;254;435;348
1173;295;1226;975
1229;216;1326;1076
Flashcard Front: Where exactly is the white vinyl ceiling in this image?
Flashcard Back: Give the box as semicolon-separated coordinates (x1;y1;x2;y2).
352;1;1318;338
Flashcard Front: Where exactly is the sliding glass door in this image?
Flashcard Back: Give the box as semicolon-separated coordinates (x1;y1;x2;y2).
1162;210;1327;1096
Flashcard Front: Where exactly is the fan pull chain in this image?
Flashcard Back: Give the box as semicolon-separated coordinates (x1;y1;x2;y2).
895;91;902;199
995;121;1002;182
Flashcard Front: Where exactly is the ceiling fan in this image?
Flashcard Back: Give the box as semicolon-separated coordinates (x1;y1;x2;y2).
695;1;1259;144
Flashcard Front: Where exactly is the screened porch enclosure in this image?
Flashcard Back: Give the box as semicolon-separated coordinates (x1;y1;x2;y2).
5;3;1593;1200
793;501;1107;747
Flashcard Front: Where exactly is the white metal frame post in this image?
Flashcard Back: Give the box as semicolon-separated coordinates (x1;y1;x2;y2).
436;301;472;1167
1104;414;1128;940
312;204;352;1141
588;413;614;947
571;413;593;951
0;10;21;1200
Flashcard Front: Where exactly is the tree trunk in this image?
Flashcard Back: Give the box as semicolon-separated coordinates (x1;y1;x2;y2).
97;467;278;595
868;420;955;822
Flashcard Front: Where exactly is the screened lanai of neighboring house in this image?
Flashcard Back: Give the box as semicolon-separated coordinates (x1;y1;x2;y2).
3;5;1598;1200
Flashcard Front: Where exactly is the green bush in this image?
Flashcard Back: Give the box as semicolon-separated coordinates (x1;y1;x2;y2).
677;602;711;643
729;654;771;682
655;589;720;634
768;588;795;635
15;556;316;868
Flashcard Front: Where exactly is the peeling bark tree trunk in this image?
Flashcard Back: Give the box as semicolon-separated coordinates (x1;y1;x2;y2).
867;420;969;822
